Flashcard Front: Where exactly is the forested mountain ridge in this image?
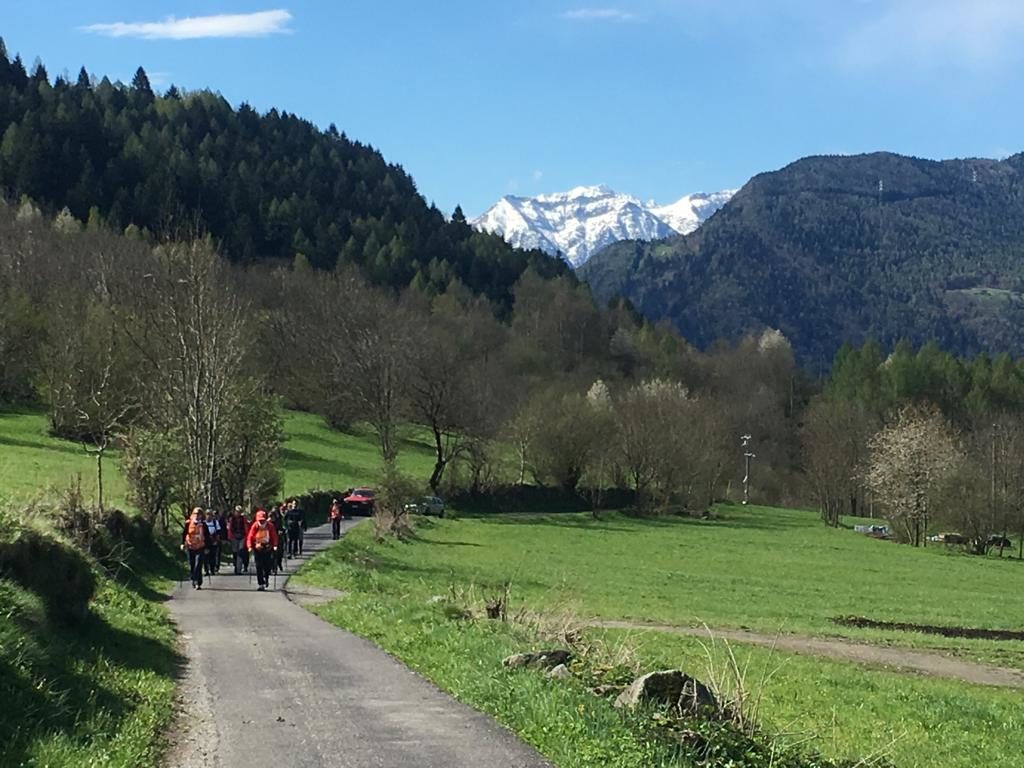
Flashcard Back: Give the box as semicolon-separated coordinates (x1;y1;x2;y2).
0;44;569;306
581;151;1024;364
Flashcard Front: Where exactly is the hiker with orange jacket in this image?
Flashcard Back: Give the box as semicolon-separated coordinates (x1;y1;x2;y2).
181;507;213;590
246;509;279;591
329;498;344;540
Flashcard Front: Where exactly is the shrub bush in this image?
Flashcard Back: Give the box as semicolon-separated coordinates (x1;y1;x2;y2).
292;489;348;526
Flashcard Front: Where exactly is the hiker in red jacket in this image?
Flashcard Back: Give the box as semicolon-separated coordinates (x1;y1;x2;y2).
246;509;279;591
180;507;213;590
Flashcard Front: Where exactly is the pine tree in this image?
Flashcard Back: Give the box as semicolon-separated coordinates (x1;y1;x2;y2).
131;66;153;95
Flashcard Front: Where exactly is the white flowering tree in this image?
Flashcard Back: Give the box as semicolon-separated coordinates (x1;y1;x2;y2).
865;406;961;546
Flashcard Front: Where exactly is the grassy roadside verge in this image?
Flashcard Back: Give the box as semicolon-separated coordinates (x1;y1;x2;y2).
296;518;1024;768
0;519;182;767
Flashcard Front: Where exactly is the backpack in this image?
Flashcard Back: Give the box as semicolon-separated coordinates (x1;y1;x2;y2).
252;525;271;549
186;521;206;551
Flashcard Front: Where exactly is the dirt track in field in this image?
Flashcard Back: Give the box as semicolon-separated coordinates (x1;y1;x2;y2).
588;620;1024;689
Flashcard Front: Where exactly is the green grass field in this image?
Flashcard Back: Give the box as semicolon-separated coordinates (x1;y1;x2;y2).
298;509;1024;768
364;506;1024;648
0;407;439;508
0;409;130;507
279;410;436;497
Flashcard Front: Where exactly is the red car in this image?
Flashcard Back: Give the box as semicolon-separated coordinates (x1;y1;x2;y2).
342;488;376;516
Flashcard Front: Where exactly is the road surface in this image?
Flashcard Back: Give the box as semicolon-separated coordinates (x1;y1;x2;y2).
167;522;549;768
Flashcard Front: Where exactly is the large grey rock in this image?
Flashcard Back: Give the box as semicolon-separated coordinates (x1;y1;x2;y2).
502;650;572;670
614;670;717;716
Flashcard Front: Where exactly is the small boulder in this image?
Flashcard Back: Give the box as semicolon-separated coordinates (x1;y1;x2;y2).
614;670;717;716
502;650;572;670
546;663;572;680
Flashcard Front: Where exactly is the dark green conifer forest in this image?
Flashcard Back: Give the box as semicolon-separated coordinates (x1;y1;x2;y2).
0;43;568;307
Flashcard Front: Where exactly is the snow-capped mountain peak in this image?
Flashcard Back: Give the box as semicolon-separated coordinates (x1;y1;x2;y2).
473;185;734;268
651;190;738;236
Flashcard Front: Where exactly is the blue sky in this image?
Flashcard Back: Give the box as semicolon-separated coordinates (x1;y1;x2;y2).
3;1;1022;216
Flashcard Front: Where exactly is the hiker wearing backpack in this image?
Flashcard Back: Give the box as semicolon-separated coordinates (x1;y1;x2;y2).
246;509;279;591
181;507;213;590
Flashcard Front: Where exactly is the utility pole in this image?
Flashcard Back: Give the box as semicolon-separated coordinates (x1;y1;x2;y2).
991;422;998;543
741;434;756;505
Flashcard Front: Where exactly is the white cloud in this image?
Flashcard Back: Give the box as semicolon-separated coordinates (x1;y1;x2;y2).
561;8;636;22
841;0;1024;71
82;9;293;40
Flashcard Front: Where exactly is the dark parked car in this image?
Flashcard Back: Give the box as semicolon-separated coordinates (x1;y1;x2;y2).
342;488;376;516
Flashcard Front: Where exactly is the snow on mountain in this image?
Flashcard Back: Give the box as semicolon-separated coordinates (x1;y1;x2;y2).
650;189;737;236
473;185;734;268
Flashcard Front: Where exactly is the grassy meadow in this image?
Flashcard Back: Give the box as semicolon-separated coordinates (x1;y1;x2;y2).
0;407;437;507
360;505;1024;659
279;410;436;497
0;408;130;507
298;508;1024;768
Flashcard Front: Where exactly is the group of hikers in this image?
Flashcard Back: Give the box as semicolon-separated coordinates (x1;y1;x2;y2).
180;497;347;591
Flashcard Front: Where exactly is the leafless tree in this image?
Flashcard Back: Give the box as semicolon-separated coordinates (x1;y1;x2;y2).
115;240;256;506
406;297;503;490
272;267;412;466
524;387;603;492
38;294;141;510
802;396;876;527
614;379;681;500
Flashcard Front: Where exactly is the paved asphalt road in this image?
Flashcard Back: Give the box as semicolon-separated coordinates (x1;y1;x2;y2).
167;521;549;768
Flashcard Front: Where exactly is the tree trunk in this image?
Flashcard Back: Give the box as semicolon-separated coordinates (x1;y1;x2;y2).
96;448;105;513
429;427;446;492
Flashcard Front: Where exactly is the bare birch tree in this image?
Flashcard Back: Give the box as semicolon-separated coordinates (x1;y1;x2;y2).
117;241;262;506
